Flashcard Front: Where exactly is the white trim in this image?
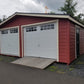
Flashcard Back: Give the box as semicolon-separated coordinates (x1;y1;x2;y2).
0;13;84;28
21;20;58;28
68;16;84;28
22;20;59;59
18;13;69;18
56;20;59;62
21;20;59;58
21;20;59;60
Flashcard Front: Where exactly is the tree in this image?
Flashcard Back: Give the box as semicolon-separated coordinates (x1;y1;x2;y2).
0;15;7;23
59;0;77;17
75;13;84;24
49;11;56;14
59;0;84;24
0;19;2;23
2;15;6;21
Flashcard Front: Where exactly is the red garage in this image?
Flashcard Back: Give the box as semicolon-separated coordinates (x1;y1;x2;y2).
0;12;84;64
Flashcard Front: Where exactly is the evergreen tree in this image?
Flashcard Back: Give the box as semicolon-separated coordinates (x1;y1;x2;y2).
0;15;7;23
0;19;2;23
59;0;77;17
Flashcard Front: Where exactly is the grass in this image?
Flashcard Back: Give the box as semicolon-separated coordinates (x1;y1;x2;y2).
69;68;74;71
46;64;75;74
46;66;58;72
0;55;19;62
46;65;66;74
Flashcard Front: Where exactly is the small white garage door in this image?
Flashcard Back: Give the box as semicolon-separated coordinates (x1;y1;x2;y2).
0;27;19;56
24;22;58;59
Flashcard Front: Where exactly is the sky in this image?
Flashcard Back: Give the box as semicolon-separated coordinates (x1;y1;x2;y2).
0;0;84;18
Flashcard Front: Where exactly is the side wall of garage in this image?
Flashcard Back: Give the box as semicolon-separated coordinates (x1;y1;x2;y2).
59;19;70;64
69;22;76;63
69;22;84;62
59;20;77;64
80;28;84;55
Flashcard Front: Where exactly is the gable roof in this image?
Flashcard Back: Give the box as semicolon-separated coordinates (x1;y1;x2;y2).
0;12;84;28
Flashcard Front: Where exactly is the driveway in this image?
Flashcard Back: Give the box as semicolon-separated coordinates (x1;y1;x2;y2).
0;62;84;84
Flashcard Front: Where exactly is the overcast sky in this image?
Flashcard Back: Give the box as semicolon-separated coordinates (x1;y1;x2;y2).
0;0;84;18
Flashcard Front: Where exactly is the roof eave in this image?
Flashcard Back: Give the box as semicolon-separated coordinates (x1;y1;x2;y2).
0;12;84;28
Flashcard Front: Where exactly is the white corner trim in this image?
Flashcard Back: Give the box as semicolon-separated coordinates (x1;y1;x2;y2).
56;20;59;62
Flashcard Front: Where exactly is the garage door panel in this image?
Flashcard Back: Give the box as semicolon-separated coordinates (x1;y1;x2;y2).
1;28;19;56
24;22;58;59
38;48;57;59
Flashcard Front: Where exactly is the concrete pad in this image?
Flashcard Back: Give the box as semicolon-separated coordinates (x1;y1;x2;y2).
12;56;56;69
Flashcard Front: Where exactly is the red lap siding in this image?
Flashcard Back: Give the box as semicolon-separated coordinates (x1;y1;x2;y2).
0;16;55;28
59;20;76;64
59;19;70;64
69;22;76;62
80;29;84;55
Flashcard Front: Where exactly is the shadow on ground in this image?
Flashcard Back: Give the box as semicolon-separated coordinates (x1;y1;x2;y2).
0;55;19;62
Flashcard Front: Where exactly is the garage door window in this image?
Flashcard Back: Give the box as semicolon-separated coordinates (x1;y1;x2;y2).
1;30;8;34
26;27;37;32
40;24;54;31
10;28;18;33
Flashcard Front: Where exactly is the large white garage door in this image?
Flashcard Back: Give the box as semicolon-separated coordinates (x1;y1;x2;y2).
0;27;19;56
24;22;58;59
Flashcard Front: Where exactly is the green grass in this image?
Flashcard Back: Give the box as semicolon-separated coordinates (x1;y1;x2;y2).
46;66;58;72
46;65;66;74
69;68;74;71
46;64;75;74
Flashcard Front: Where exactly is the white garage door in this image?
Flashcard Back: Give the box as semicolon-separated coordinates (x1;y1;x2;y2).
24;22;58;59
0;27;19;56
